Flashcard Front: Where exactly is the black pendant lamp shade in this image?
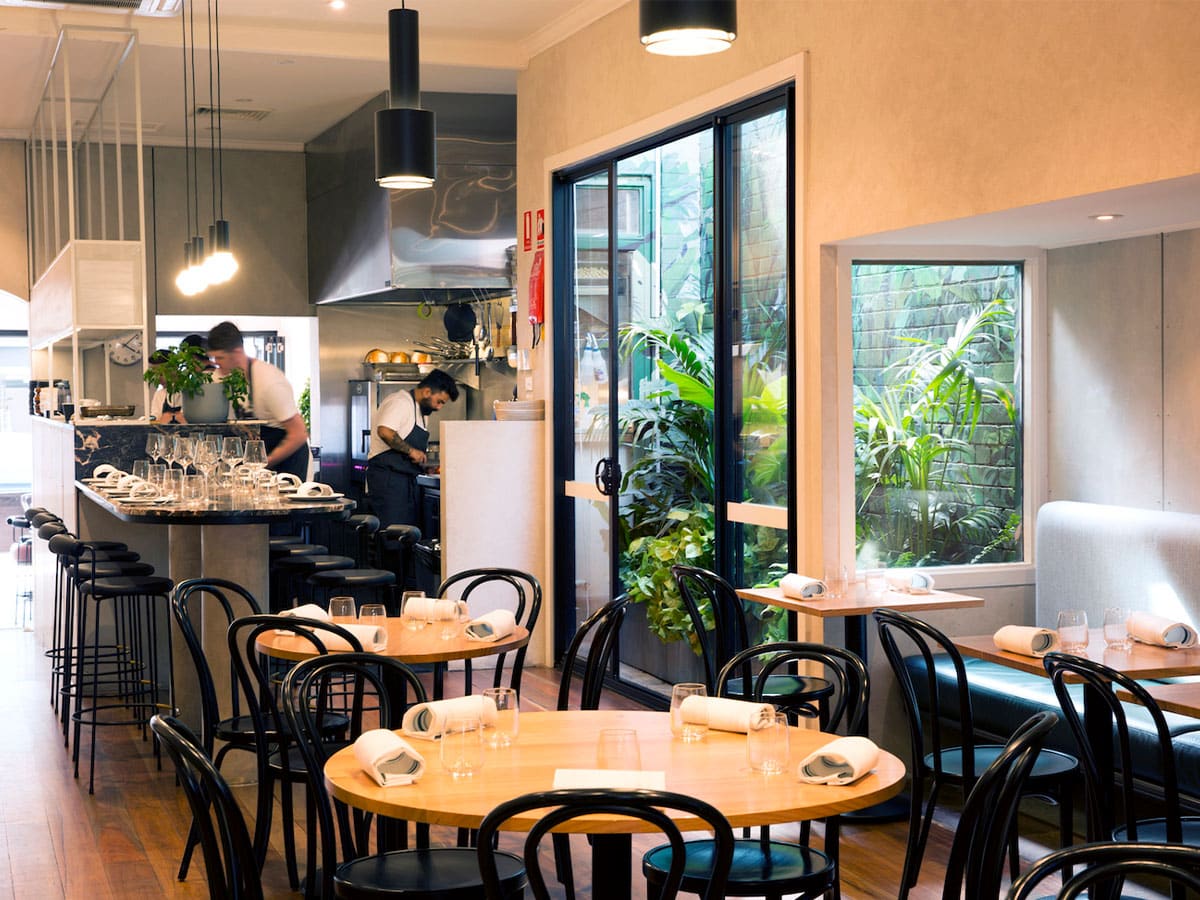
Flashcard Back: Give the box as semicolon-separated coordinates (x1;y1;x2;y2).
640;0;737;56
376;6;436;190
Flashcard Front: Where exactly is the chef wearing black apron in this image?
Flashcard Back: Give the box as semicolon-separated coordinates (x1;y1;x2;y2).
367;370;459;529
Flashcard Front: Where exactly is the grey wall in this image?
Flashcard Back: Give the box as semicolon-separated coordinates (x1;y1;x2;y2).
151;147;309;319
1046;231;1200;510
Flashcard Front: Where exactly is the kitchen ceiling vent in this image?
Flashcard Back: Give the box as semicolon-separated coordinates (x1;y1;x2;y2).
195;105;272;123
0;0;181;14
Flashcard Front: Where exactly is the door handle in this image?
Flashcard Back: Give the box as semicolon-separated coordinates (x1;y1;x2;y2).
594;457;620;497
361;430;371;453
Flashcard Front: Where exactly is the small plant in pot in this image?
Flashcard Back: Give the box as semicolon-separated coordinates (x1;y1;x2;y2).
220;367;249;415
143;344;228;423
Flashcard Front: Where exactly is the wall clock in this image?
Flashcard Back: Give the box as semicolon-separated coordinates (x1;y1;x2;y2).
108;332;143;366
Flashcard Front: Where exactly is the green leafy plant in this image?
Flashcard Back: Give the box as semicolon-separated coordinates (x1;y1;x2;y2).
298;378;311;432
220;368;249;411
142;344;212;399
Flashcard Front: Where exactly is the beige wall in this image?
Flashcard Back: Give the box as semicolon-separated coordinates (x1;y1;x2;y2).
517;0;1200;577
0;140;27;301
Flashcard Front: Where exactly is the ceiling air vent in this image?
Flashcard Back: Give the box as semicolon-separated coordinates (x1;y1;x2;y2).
195;106;272;124
0;0;180;14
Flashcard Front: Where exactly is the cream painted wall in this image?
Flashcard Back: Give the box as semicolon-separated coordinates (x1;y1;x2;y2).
0;140;27;301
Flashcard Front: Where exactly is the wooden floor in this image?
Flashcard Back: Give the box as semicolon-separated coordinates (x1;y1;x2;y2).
0;625;1074;899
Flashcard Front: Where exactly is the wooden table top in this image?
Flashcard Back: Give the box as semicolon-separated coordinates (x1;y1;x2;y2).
324;709;905;832
737;585;984;618
255;617;530;665
1115;681;1200;717
954;630;1200;680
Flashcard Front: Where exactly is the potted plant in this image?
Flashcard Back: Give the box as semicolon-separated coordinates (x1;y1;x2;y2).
220;367;249;417
143;344;228;423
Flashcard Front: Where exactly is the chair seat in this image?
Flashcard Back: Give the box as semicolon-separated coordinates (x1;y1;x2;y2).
335;848;525;900
644;838;835;895
79;575;174;598
270;543;328;559
1113;815;1200;845
923;744;1078;783
309;568;397;588
80;540;129;552
71;561;155;580
274;554;356;573
726;674;835;714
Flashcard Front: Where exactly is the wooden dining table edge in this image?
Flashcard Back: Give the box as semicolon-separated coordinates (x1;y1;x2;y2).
736;585;985;617
254;625;530;664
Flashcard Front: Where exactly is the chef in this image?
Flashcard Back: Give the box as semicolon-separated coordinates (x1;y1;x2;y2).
367;369;459;529
206;321;311;481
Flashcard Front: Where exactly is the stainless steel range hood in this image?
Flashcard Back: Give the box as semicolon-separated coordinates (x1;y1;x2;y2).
306;91;516;306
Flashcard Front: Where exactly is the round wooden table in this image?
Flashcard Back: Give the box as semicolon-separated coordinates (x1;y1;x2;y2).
324;709;905;894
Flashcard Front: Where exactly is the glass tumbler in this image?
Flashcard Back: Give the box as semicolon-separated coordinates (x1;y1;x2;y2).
359;603;388;649
1056;609;1090;654
596;728;641;770
441;716;484;778
747;711;790;775
1103;606;1132;651
670;683;708;742
329;596;356;624
401;591;428;631
440;599;469;640
482;687;519;747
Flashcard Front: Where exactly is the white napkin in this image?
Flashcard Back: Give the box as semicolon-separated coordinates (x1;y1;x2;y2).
679;695;775;733
886;571;936;594
318;623;387;652
127;482;161;500
353;729;425;786
401;694;497;740
405;596;459;621
274;472;302;489
1127;611;1199;649
117;474;144;489
780;573;825;600
296;481;334;498
280;604;332;622
993;625;1060;657
93;464;122;480
797;736;881;785
464;609;517;642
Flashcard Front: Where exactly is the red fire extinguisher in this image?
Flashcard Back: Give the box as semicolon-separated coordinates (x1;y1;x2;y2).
528;248;545;347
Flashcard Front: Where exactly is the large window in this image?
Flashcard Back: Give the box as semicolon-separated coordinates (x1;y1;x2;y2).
850;262;1023;568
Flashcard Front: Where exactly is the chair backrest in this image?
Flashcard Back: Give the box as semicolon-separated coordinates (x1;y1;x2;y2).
1007;842;1200;900
716;640;869;734
476;788;735;900
671;565;751;693
873;608;983;782
150;715;263;900
557;596;629;711
281;653;427;900
1042;651;1185;842
172;578;262;754
941;710;1060;899
437;567;542;695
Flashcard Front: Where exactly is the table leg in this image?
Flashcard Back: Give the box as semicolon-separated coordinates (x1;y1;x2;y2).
591;834;632;896
1082;682;1114;841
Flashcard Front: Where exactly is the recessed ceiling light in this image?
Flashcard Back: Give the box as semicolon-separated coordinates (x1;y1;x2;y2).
1090;213;1123;222
329;0;346;9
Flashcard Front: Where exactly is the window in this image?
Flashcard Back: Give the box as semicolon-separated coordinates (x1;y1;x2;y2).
850;262;1023;568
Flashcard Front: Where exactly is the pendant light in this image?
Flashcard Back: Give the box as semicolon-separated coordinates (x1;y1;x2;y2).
175;0;207;295
639;0;737;56
202;0;238;284
375;4;436;190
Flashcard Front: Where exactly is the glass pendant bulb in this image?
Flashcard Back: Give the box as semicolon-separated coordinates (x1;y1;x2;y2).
176;240;205;296
203;220;239;284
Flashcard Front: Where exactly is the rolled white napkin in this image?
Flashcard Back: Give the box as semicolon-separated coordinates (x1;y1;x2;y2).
886;571;935;594
117;473;145;489
127;482;161;500
93;464;122;479
780;573;825;600
353;729;425;786
797;736;881;785
274;472;302;489
679;695;775;733
404;596;459;621
296;481;334;498
318;623;387;652
1128;611;1199;649
401;694;497;740
280;604;332;622
993;625;1060;658
464;609;517;642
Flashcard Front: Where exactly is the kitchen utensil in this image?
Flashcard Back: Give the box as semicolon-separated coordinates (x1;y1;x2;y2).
443;303;476;342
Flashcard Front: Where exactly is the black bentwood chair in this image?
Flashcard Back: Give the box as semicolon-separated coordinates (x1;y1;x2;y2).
941;710;1062;899
151;715;264;900
643;641;867;900
874;609;1079;900
1008;842;1200;900
282;653;526;900
478;789;733;900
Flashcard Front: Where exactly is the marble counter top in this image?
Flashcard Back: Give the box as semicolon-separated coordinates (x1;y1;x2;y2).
78;481;353;525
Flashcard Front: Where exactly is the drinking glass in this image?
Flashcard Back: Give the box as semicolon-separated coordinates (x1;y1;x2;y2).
145;433;164;465
440;599;469;640
482;687;519;748
160;437;177;471
194;438;219;482
596;728;641;770
163;468;184;499
1056;609;1090;654
173;435;195;474
220;436;244;474
359;602;388;649
747;710;790;775
440;716;484;778
670;683;708;742
401;591;428;631
1103;606;1132;651
824;565;849;601
148;463;166;489
243;439;268;472
181;474;207;508
131;459;149;482
329;596;356;624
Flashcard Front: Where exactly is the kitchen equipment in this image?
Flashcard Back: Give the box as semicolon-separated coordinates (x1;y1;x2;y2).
493;399;544;421
79;405;136;418
444;303;476;342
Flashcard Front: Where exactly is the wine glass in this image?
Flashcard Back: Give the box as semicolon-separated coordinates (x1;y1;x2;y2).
144;433;164;465
160;435;177;471
243;439;268;473
194;437;219;482
173;435;195;475
220;436;243;476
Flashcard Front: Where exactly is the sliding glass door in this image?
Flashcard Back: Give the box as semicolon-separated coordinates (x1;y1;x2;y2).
554;89;793;701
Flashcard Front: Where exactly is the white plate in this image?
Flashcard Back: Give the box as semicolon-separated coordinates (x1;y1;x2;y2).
286;493;345;503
